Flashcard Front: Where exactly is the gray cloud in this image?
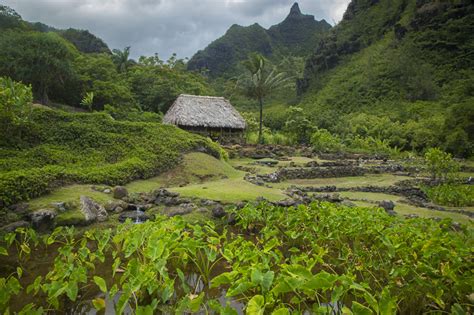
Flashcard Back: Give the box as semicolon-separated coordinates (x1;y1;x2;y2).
3;0;351;59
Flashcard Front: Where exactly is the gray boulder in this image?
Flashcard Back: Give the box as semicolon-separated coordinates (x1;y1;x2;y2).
80;196;108;223
378;200;395;211
30;209;57;231
211;205;226;218
113;186;128;199
104;200;128;213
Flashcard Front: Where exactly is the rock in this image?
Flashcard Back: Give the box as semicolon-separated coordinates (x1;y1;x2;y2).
378;200;395;212
51;202;67;212
30;209;57;231
9;203;29;216
104;200;128;212
152;188;179;198
166;207;193;217
305;161;319;167
80;196;108;223
1;220;30;233
113;186;128;199
118;211;150;223
212;205;226;218
103;189;111;194
201;199;217;207
115;207;124;213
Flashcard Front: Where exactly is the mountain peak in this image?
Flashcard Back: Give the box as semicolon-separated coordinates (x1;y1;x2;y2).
289;2;301;15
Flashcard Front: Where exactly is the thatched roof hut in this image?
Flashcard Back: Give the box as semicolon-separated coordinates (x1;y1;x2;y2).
163;94;246;132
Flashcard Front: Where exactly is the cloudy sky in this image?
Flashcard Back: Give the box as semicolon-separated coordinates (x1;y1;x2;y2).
4;0;350;59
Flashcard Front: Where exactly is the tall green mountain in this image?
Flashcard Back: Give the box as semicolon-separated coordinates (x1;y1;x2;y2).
297;0;474;156
187;2;331;78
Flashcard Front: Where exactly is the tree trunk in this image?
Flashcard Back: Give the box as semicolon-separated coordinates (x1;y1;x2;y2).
258;97;264;144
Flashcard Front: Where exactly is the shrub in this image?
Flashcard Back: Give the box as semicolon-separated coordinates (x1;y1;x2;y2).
311;129;343;153
424;148;460;182
425;184;474;207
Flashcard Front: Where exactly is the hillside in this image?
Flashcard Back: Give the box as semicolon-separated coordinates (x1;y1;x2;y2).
0;5;110;54
0;106;222;209
187;2;331;78
297;0;474;157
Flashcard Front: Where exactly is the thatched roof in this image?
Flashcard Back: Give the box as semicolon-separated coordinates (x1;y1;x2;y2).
163;94;246;130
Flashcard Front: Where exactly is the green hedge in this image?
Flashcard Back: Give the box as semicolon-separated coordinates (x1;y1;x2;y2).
0;108;222;207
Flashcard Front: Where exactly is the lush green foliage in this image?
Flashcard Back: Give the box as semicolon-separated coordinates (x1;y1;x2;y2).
0;77;33;145
425;184;474;207
0;202;472;313
299;0;474;157
424;148;460;181
129;54;214;113
0;108;222;207
0;30;77;104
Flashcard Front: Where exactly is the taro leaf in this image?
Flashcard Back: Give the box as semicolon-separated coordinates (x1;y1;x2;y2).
146;239;165;261
271;307;290;315
305;271;336;291
66;281;78;301
227;281;254;297
0;247;7;256
92;297;106;311
351;301;373;315
93;276;107;293
251;270;274;292
379;287;397;315
211;271;237;288
246;295;265;315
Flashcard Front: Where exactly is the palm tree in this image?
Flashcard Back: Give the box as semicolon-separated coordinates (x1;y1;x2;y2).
112;46;132;73
239;53;292;144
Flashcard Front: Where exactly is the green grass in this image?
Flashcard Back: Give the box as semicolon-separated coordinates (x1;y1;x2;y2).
126;153;240;193
273;174;411;189
171;177;285;202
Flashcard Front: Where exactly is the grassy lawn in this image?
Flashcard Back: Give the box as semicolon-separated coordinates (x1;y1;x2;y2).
273;174;412;189
127;152;240;193
170;177;285;203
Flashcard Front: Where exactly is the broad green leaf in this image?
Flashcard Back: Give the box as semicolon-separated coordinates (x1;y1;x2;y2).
0;247;8;256
352;302;373;315
246;295;265;315
379;287;397;315
271;307;290;315
306;271;336;291
93;276;107;293
92;298;106;311
146;239;165;261
16;267;22;278
65;282;78;301
211;271;237;288
227;281;254;297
